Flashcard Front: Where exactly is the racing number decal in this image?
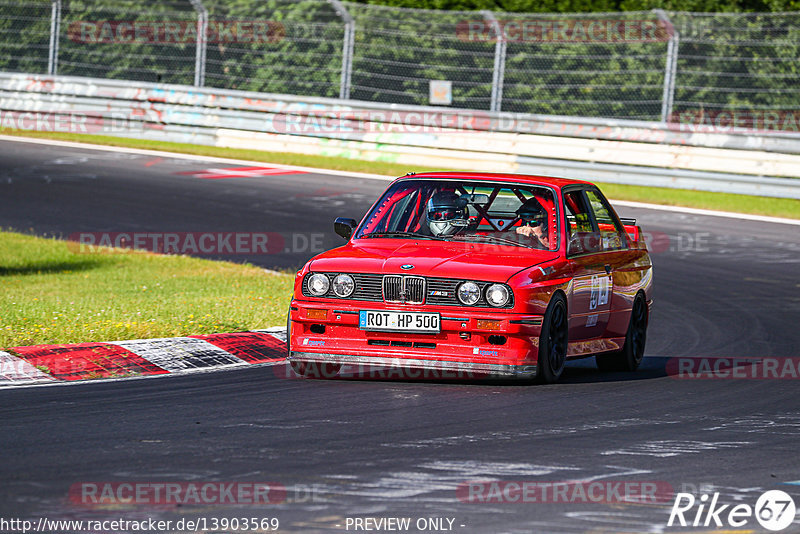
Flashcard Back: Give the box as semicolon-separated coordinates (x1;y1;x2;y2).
600;275;609;307
590;275;610;310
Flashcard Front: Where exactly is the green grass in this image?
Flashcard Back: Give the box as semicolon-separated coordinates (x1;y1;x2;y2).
0;231;294;348
3;129;799;219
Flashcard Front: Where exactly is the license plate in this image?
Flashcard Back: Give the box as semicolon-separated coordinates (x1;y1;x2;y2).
359;310;440;333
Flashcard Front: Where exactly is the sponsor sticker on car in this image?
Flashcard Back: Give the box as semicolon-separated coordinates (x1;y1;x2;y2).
359;310;440;333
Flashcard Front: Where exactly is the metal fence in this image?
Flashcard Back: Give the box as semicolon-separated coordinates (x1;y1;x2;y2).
1;0;799;122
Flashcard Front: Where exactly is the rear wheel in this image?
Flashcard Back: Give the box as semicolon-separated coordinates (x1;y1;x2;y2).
596;293;648;372
536;293;568;384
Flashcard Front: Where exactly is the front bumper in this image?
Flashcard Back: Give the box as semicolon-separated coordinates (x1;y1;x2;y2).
289;299;543;377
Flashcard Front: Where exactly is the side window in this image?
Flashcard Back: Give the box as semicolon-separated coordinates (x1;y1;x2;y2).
359;184;421;234
563;190;599;256
585;189;628;251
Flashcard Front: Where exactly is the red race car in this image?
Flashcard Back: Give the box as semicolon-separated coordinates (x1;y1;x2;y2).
287;172;652;383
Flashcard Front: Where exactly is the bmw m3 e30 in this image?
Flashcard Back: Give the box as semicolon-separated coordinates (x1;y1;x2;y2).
287;172;652;383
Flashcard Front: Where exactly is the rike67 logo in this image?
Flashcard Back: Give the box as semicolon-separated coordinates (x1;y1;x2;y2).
668;490;796;531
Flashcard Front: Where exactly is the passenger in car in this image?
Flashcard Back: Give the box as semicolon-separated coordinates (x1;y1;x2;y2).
514;197;552;249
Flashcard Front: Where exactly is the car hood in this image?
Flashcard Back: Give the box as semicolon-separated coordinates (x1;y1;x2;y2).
308;239;559;282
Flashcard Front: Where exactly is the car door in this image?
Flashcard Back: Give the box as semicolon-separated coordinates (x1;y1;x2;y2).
583;187;638;340
563;188;613;345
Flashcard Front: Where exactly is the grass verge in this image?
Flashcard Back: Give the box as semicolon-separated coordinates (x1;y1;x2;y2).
0;230;293;348
3;129;799;219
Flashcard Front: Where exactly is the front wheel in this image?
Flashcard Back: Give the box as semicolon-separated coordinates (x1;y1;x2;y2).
596;293;648;372
536;293;568;384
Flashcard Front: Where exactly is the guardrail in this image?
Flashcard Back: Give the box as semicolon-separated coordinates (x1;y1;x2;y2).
1;72;799;199
5;2;800;123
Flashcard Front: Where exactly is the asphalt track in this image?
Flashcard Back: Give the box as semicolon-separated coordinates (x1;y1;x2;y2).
1;138;800;533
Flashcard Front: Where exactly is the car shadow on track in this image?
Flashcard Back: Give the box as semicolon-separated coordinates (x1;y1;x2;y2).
284;356;671;386
556;355;670;384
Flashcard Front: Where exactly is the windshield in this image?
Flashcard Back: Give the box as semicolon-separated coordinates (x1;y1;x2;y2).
356;179;559;251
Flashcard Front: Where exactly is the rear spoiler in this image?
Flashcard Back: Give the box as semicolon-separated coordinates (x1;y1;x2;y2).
620;218;645;248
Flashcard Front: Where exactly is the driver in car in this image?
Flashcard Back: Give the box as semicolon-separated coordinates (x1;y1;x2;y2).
426;190;470;236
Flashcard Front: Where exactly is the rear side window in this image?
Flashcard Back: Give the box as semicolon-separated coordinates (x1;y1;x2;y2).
585;189;627;251
563;190;593;236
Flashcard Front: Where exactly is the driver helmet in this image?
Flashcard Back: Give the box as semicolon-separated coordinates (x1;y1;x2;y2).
426;191;468;236
516;197;548;229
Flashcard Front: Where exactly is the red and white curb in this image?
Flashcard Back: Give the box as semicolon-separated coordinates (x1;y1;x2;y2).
0;328;287;388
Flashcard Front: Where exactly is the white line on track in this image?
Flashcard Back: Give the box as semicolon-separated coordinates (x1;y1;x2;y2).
2;134;798;226
0;135;391;180
612;199;800;226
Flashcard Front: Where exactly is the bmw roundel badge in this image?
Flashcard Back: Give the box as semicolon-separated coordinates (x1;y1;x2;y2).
401;264;414;270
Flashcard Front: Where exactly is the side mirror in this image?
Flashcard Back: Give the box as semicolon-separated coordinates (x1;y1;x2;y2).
334;217;357;240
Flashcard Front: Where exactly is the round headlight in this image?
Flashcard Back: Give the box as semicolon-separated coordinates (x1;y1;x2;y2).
332;274;355;297
486;284;510;307
307;273;330;296
457;282;481;305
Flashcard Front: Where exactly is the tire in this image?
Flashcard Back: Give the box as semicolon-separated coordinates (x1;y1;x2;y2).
536;293;568;384
596;293;648;372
